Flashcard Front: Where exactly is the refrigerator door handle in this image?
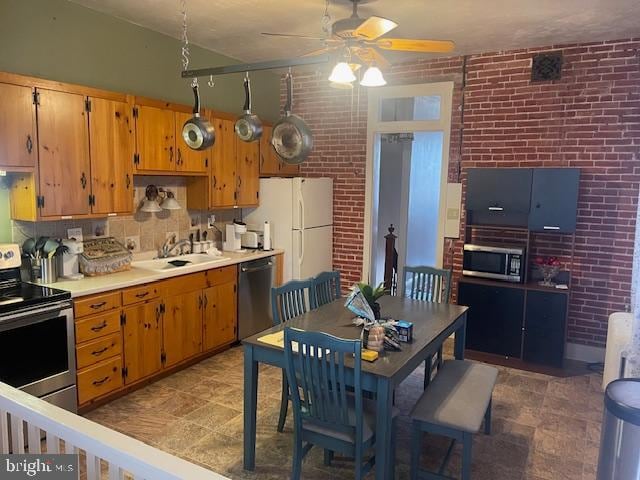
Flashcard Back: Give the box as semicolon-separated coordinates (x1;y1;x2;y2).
298;194;305;231
299;230;304;266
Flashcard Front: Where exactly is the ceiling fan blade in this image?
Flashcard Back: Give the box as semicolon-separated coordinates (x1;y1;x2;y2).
300;46;337;57
261;32;326;41
353;46;390;70
353;16;398;41
374;38;455;53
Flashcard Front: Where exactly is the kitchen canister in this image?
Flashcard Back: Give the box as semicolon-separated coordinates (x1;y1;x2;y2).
40;257;58;284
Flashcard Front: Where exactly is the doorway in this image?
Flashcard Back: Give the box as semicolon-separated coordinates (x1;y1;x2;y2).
364;82;453;294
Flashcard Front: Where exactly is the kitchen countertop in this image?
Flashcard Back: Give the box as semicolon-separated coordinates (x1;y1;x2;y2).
53;249;283;298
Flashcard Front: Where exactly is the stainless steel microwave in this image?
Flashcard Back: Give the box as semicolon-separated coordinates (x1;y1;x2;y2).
462;244;525;283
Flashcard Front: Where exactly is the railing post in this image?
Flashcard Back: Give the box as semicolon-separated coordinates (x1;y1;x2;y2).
384;224;397;293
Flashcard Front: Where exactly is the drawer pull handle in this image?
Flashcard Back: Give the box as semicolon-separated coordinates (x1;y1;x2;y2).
543;225;560;230
91;347;109;356
90;321;107;332
135;292;149;298
90;301;107;310
92;376;110;387
488;206;503;211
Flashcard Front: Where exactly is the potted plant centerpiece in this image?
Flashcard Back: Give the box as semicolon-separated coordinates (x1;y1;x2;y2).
344;283;401;352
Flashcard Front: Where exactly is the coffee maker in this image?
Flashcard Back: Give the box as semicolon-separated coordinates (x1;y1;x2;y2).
223;221;247;252
59;239;84;280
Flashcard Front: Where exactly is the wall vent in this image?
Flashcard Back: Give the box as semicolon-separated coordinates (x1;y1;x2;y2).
531;52;563;82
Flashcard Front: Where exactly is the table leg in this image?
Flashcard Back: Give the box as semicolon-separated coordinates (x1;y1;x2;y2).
375;377;394;479
243;344;258;471
454;312;467;360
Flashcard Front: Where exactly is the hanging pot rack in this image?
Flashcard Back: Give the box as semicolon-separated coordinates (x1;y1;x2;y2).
181;55;330;79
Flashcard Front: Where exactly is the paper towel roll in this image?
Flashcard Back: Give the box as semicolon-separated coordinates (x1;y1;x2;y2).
263;221;271;251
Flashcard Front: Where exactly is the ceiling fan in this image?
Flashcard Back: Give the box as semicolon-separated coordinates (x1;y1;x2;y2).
262;0;455;73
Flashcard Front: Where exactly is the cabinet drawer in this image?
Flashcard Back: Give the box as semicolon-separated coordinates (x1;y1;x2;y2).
122;284;159;306
206;265;237;286
77;356;123;405
76;333;122;369
75;310;121;343
75;292;121;318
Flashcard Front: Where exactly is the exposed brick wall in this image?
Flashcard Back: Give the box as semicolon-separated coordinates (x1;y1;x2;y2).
284;39;640;348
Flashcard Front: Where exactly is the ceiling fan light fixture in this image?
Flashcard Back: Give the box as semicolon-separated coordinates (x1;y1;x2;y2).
328;62;356;84
360;65;386;87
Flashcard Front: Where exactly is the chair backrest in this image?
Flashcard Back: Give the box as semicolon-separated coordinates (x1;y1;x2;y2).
403;266;452;303
312;271;341;307
271;279;316;326
283;327;362;444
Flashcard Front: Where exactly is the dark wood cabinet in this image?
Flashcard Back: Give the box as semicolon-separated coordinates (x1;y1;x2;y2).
466;168;533;227
523;290;567;367
458;281;524;358
528;168;580;233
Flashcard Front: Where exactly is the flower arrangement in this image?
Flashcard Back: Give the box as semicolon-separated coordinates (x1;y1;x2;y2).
533;256;561;286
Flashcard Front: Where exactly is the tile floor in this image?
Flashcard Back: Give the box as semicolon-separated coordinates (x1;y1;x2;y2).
85;345;604;479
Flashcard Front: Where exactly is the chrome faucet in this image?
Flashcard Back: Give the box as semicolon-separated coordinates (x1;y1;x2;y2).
159;237;192;258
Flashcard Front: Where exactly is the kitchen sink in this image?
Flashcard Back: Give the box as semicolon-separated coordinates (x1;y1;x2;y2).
131;254;229;272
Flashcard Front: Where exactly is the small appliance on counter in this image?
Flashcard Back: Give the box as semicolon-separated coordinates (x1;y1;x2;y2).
0;243;77;413
462;243;525;283
241;230;263;249
59;239;84;280
223;220;247;252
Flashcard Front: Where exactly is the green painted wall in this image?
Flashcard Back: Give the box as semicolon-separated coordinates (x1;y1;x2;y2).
0;189;10;242
0;0;280;120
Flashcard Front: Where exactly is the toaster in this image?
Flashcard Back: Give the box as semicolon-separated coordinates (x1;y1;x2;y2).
241;231;262;249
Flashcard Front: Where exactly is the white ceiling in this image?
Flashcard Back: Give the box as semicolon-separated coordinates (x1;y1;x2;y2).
69;0;640;63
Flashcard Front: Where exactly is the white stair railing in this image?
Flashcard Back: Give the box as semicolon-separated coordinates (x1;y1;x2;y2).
0;382;229;480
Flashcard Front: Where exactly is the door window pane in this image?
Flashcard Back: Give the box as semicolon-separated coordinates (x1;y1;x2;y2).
380;96;441;121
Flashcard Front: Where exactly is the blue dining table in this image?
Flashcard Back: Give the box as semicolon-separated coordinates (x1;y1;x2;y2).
242;295;468;479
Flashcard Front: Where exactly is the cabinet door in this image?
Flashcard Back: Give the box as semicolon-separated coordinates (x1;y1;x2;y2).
175;111;209;173
529;168;580;233
236;137;260;207
466;168;532;227
89;97;134;215
134;105;175;171
123;300;163;384
163;290;203;367
458;281;524;358
37;89;91;217
523;290;567;367
259;125;280;176
210;118;237;208
0;83;36;168
203;280;237;351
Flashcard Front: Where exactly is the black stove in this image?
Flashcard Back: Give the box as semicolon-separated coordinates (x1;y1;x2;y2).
0;267;71;316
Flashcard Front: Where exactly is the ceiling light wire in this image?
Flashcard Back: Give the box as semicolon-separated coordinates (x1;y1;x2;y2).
180;0;198;88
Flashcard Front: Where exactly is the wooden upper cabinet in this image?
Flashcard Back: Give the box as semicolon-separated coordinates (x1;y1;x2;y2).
174;111;209;173
88;97;134;215
236;137;260;207
0;83;36;169
134;105;175;172
36;89;91;217
259;124;300;177
210;117;237;208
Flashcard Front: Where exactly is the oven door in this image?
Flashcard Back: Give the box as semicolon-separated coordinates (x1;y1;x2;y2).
0;301;76;398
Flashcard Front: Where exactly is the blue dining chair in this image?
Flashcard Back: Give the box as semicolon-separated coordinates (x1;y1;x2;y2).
283;327;397;480
271;278;316;432
403;266;452;389
312;271;341;307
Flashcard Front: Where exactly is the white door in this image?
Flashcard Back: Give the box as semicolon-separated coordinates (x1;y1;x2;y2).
292;178;333;230
292;225;333;279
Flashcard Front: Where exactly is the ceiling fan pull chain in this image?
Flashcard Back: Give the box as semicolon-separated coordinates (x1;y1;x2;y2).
321;0;332;35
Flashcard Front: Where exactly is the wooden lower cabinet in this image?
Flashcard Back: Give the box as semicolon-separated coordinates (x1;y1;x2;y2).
203;279;237;351
122;299;163;384
162;289;203;367
77;356;123;405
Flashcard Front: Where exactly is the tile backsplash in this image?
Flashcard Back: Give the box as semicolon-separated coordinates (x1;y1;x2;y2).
11;177;241;254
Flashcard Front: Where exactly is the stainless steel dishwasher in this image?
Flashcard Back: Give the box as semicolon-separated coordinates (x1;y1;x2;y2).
238;256;275;340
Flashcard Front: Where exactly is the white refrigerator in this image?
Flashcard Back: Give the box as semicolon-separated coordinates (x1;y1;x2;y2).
244;177;333;282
